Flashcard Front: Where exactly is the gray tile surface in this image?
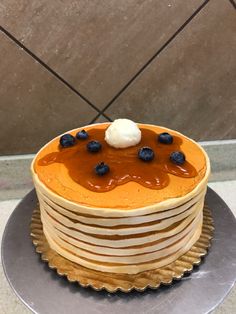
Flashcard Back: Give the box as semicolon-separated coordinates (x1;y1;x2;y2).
199;140;236;182
0;156;33;201
105;0;236;141
0;200;31;314
0;33;97;155
0;0;205;107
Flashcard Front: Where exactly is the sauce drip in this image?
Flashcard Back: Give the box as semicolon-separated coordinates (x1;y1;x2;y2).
38;128;197;192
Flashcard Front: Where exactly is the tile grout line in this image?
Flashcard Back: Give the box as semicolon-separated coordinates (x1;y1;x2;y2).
89;112;107;124
0;26;112;122
91;0;211;123
89;113;112;123
228;0;236;9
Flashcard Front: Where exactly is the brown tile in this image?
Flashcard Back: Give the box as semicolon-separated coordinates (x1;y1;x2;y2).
105;0;236;141
0;0;204;108
0;33;97;155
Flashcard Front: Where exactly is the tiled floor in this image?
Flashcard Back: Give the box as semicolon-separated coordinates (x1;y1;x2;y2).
0;0;235;152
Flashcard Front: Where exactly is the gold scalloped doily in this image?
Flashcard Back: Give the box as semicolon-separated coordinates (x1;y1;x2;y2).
30;204;214;293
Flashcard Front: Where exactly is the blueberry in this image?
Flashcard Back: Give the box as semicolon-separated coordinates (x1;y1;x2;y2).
158;132;173;144
76;129;88;140
95;162;110;176
59;134;76;148
170;151;186;165
138;147;155;162
87;140;102;153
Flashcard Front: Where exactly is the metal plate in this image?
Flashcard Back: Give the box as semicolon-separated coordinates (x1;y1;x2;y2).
1;188;236;314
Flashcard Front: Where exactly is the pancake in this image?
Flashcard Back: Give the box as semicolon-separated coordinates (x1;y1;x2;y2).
31;122;210;274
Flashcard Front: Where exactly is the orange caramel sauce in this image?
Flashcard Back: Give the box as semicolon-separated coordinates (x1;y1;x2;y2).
37;128;197;192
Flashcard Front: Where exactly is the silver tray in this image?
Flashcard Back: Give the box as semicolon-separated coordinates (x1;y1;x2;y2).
1;188;236;314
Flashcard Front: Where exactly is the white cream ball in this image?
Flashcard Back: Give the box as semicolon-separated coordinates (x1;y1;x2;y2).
105;119;141;148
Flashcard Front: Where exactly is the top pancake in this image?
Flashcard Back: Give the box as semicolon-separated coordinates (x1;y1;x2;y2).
32;123;209;210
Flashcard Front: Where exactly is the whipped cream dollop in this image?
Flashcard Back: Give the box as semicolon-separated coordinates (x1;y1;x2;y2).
105;119;141;148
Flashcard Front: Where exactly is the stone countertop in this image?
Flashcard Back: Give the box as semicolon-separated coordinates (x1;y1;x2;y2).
0;181;235;314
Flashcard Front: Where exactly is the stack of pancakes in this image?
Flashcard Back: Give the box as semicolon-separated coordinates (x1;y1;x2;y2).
32;124;210;274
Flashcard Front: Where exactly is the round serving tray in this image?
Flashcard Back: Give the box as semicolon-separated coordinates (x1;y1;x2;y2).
2;188;236;314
